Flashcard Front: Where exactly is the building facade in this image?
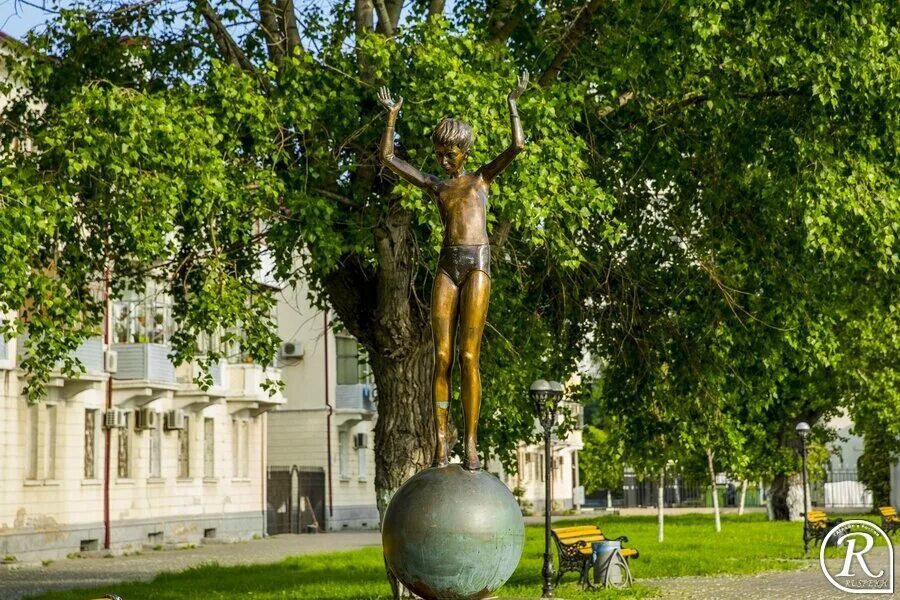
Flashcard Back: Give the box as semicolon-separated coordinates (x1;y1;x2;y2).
267;281;379;532
0;294;283;562
487;401;584;514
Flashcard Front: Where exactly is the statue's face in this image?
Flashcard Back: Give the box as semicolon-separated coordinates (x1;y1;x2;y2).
434;144;467;176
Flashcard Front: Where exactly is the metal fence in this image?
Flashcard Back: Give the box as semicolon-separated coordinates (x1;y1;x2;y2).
585;468;872;510
811;468;872;508
586;472;765;509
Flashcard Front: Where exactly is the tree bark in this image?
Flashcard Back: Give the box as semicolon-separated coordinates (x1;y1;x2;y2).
539;0;604;87
738;479;748;515
706;449;721;532
769;473;806;521
657;468;664;543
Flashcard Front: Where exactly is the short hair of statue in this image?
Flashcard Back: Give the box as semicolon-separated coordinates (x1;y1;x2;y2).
432;119;475;154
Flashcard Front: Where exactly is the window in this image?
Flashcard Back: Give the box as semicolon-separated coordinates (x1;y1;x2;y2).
117;413;131;478
113;284;174;344
336;337;372;385
357;443;368;482
241;421;250;478
232;419;240;477
26;403;38;480
338;431;349;480
177;417;190;479
45;405;57;479
204;418;215;478
84;409;98;479
149;417;161;478
232;419;249;478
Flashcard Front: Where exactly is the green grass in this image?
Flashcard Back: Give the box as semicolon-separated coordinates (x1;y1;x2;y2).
28;513;889;600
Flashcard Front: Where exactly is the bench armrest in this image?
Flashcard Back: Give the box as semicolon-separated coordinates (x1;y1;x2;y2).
615;535;629;543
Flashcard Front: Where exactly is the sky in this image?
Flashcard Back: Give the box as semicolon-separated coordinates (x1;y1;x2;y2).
1;0;437;40
0;0;57;39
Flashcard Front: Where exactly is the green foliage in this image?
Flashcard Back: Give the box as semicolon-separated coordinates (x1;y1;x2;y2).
579;426;625;495
2;0;899;487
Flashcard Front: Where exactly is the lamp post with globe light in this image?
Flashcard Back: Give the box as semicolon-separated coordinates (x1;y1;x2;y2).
796;421;811;553
531;379;564;598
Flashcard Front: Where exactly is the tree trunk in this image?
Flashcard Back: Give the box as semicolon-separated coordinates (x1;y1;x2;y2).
738;479;748;515
657;468;664;543
769;473;806;521
706;449;721;532
607;489;612;511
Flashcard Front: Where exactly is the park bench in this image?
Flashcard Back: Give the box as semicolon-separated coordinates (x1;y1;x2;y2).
878;506;899;537
551;524;639;587
806;510;843;547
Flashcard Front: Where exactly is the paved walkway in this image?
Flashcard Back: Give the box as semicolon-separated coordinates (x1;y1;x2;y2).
649;546;897;600
0;531;381;600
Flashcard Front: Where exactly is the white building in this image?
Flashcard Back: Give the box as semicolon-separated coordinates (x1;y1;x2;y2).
267;281;379;532
0;295;284;562
488;401;584;514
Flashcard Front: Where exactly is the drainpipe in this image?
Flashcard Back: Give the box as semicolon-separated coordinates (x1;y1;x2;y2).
324;311;334;526
103;269;112;550
261;411;267;536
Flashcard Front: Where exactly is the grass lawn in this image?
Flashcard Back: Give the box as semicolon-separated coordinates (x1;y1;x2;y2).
29;513;889;600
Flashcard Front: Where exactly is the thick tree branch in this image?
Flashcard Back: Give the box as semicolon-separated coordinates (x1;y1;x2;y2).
356;0;374;34
539;0;603;87
313;186;359;208
373;0;394;36
276;0;304;56
383;0;404;34
196;0;256;73
258;0;284;67
488;0;523;42
427;0;445;19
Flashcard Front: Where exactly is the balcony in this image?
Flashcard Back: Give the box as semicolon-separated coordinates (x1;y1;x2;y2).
172;359;228;411
113;343;176;384
225;362;285;416
335;383;376;413
69;337;105;375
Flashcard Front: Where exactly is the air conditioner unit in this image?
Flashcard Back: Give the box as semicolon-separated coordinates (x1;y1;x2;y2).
135;408;159;431
280;341;304;359
354;433;368;449
104;409;127;429
165;409;186;431
104;350;118;374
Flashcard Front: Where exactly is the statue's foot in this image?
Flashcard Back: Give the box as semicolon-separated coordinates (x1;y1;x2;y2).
462;456;481;471
431;441;450;468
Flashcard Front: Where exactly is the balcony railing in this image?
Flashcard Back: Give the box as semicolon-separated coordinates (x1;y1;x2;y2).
113;343;176;384
335;383;376;412
69;337;104;374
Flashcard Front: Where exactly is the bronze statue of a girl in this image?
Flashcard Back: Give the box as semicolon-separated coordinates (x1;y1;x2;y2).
378;71;528;470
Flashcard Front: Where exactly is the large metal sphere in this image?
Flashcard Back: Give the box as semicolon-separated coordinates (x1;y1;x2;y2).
382;464;525;600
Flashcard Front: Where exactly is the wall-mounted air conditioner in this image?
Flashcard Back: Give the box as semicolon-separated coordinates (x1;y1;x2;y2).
135;408;159;431
104;409;127;429
165;409;186;431
280;341;304;359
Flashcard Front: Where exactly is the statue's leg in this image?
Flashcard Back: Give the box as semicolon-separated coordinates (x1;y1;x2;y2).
431;271;459;467
458;270;491;471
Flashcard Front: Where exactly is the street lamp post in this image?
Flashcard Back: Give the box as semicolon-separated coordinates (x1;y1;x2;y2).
531;379;564;599
795;421;811;554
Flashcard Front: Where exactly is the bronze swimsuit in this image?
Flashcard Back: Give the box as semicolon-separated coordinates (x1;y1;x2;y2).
438;244;491;287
